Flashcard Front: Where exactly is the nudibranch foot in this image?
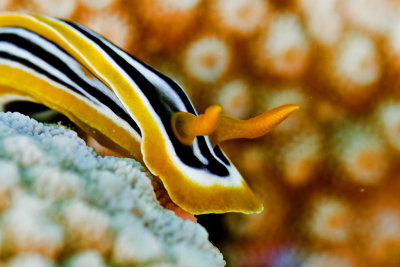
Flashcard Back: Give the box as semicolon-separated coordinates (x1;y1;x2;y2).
210;104;300;144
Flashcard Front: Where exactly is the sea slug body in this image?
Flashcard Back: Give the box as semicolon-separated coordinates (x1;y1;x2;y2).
0;12;298;214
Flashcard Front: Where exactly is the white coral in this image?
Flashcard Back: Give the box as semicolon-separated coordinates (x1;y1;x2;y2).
0;112;225;267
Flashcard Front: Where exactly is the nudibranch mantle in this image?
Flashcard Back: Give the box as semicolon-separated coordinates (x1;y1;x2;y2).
0;12;298;214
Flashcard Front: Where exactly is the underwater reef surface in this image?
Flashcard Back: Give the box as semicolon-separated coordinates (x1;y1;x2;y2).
4;0;400;266
0;111;225;267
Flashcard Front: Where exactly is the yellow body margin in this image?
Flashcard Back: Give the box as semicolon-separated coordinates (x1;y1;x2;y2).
139;116;263;214
0;64;142;160
0;13;263;214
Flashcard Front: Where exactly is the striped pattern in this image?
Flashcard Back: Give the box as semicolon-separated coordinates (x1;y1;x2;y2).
67;20;232;176
0;26;142;135
0;13;263;214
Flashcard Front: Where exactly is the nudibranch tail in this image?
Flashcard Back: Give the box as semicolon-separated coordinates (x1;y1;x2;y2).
171;104;222;146
210;104;300;144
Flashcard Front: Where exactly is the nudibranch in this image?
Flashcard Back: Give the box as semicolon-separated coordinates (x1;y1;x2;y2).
0;13;299;214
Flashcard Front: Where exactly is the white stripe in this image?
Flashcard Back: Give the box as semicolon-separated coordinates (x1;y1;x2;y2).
45;18;244;186
0;94;33;111
0;58;142;142
74;24;224;168
192;138;209;165
43;17;143;132
0;41;96;102
0;27;124;111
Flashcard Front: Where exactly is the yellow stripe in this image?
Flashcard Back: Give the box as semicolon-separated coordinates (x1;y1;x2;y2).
0;13;263;214
0;63;141;159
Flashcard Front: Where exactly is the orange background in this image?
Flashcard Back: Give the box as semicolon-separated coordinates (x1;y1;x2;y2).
2;0;400;266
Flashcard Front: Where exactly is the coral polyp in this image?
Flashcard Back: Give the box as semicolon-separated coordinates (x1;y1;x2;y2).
254;13;310;78
211;0;268;35
184;36;231;83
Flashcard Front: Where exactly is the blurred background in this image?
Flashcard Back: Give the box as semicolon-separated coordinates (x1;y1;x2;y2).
3;0;400;266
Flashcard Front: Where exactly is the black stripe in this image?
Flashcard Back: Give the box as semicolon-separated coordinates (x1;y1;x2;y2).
0;28;142;135
213;146;230;165
65;21;231;176
0;50;77;94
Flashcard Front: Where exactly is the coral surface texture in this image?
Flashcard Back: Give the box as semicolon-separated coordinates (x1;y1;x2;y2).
0;112;225;267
